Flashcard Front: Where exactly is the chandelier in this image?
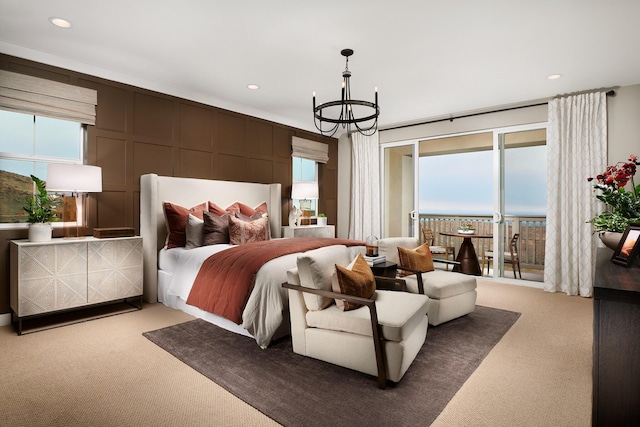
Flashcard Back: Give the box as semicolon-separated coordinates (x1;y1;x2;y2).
313;49;380;137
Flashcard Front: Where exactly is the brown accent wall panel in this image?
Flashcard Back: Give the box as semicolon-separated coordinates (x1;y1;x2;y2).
214;153;246;182
96;136;127;186
323;198;337;224
326;139;339;169
133;92;174;139
96;191;127;228
274;126;294;159
179;103;213;151
246;120;273;157
247;158;273;184
0;53;338;314
179;148;212;179
215;112;245;155
133;142;174;179
95;84;128;132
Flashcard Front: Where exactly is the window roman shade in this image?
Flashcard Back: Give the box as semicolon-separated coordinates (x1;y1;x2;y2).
292;136;329;163
0;69;97;125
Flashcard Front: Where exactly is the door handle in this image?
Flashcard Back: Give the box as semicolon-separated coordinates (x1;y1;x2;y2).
494;212;503;223
410;210;418;220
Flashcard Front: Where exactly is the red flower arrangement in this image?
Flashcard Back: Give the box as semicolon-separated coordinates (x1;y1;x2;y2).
587;154;640;232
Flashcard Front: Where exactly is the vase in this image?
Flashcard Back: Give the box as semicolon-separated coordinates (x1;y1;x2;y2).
317;217;327;226
599;231;623;251
28;223;52;242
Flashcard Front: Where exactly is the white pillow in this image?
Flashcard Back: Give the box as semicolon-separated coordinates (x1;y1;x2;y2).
377;237;419;264
296;245;352;310
185;214;204;249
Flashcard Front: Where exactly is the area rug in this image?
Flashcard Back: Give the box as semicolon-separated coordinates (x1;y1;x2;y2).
144;305;520;427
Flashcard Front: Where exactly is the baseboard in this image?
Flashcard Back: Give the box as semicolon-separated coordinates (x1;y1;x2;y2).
0;312;11;327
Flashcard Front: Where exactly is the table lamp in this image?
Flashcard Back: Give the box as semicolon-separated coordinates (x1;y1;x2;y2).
291;181;318;225
46;164;102;238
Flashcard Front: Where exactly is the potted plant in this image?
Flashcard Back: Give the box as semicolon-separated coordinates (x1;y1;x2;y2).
23;175;58;242
457;222;475;235
587;154;640;249
317;213;327;226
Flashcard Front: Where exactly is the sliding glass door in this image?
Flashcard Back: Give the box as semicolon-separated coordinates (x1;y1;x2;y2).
493;126;547;281
381;124;546;283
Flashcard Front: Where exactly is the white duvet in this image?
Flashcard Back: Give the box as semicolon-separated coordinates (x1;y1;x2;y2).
161;244;303;348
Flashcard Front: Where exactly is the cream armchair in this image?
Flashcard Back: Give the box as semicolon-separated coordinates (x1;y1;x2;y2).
378;237;477;326
283;245;429;389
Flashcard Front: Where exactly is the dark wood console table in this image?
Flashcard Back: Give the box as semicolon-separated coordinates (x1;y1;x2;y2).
593;249;640;426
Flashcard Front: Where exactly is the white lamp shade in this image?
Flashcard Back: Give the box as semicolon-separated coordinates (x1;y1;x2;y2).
46;164;102;193
291;181;318;199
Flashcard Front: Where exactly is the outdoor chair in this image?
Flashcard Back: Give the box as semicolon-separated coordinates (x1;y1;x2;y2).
482;233;522;279
421;225;455;270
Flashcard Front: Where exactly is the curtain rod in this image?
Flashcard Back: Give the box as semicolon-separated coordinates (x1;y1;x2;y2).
382;90;616;132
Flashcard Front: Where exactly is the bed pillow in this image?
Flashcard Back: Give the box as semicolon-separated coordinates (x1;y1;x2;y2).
162;201;207;249
397;243;435;274
235;210;264;222
228;214;270;245
238;201;268;216
185;214;205;249
208;201;241;216
203;211;231;245
332;254;376;311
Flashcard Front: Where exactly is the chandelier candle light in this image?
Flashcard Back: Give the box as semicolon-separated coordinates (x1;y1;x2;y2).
313;49;380;137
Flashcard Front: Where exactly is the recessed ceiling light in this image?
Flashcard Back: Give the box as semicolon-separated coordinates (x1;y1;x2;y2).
49;17;72;29
247;84;260;90
547;74;563;80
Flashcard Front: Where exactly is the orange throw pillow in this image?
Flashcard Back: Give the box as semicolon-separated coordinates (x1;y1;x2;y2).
397;243;435;274
333;254;376;311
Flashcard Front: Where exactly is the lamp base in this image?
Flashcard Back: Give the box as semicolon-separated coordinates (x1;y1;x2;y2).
61;194;88;239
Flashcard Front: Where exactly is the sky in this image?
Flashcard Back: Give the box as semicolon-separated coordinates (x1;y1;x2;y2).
0;110;82;179
420;146;547;216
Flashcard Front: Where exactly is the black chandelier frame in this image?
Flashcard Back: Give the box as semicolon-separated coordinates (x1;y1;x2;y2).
313;49;380;137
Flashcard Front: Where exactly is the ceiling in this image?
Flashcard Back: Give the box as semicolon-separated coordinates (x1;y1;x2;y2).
2;1;640;137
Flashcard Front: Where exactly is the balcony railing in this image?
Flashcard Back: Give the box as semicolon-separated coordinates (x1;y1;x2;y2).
418;214;546;271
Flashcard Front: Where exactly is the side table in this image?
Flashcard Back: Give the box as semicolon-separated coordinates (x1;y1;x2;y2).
370;261;398;278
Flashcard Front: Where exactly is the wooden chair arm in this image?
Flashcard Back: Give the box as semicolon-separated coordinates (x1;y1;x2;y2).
282;282;377;306
395;266;425;295
374;276;407;292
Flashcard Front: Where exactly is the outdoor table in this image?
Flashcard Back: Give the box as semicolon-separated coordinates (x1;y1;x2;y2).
439;231;493;276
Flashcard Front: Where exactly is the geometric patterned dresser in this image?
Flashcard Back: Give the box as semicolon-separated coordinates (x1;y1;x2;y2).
10;236;142;334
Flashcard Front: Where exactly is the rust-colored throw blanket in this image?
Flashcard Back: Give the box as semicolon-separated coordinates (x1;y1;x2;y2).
186;238;365;324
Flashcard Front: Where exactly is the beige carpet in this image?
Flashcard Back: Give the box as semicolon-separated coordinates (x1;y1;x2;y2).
0;280;592;426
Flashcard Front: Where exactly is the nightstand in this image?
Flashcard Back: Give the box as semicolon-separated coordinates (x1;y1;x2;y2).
282;225;335;238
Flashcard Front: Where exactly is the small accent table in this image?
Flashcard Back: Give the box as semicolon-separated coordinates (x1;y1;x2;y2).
370;261;398;278
439;231;493;276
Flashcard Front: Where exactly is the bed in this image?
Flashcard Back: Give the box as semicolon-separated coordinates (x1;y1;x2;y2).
140;173;363;348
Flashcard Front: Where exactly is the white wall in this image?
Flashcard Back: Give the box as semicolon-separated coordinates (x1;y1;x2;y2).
336;84;640;238
607;84;640;164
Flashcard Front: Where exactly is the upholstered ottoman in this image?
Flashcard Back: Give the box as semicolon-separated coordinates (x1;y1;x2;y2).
378;237;477;326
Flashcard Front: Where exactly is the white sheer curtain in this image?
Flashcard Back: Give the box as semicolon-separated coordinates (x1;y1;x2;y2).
544;91;607;297
349;132;381;241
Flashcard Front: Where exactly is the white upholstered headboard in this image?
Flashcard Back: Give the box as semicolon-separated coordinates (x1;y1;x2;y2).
140;173;282;302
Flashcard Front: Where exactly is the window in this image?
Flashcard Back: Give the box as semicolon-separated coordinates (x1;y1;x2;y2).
292;156;318;215
0;110;84;225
